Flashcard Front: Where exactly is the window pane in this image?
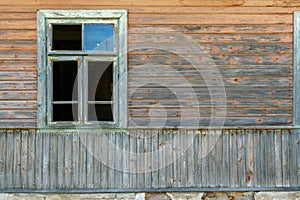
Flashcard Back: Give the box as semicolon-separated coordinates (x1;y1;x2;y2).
88;104;113;121
53;61;78;101
53;104;78;121
52;25;82;50
88;61;113;101
84;24;114;51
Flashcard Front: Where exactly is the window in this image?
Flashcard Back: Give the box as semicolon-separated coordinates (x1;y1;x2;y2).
37;10;127;128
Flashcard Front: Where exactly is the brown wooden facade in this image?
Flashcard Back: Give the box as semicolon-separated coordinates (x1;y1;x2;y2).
0;0;299;192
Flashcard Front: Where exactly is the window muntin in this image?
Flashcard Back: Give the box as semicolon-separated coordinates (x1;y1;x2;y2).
37;10;127;128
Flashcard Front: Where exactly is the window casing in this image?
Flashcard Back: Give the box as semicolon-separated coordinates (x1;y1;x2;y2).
37;10;127;128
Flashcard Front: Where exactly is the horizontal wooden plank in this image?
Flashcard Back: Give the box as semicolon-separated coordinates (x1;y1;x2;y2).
0;110;36;119
0;81;36;90
0;72;36;80
129;33;292;44
0;100;36;109
128;117;292;127
0;30;36;40
129;54;292;65
0;50;36;59
0;41;36;51
0;12;35;20
129;25;293;34
1;0;300;7
128;87;292;99
0;91;36;100
0;119;36;127
129;107;292;117
129;14;292;25
129;43;292;55
0;20;36;30
128;99;292;108
0;61;36;71
129;65;292;77
128;76;291;87
0;6;298;14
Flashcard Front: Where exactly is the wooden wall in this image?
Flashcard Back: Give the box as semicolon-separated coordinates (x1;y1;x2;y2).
0;129;299;190
0;0;297;127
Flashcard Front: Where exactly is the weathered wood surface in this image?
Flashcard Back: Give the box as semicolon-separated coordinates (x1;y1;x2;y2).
0;1;296;127
0;129;298;190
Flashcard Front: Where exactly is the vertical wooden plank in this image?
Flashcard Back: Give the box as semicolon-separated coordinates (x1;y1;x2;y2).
290;129;298;187
282;129;290;187
93;133;101;189
115;131;123;188
253;130;261;187
35;131;42;189
13;130;21;188
158;129;166;188
245;130;254;188
122;131;130;188
130;130;137;188
260;130;267;187
208;130;216;188
137;129;145;188
6;131;14;188
72;132;80;188
100;132;108;188
27;130;36;189
297;130;300;186
57;133;64;188
0;131;6;188
229;129;238;187
173;129;180;188
20;130;28;188
49;132;58;189
201;130;209;187
108;131;116;188
214;130;222;187
187;130;194;187
86;133;94;189
42;133;50;189
194;130;201;187
65;133;72;188
221;130;230;187
144;130;151;188
237;130;246;187
151;130;159;188
79;132;87;188
164;130;172;187
275;129;283;187
267;130;276;187
179;130;187;188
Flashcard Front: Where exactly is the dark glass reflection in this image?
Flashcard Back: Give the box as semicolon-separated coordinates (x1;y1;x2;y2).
88;104;113;121
88;61;113;101
52;104;78;121
52;25;82;50
53;61;78;101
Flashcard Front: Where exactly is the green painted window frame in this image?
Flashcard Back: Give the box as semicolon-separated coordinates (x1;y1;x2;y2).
37;10;127;128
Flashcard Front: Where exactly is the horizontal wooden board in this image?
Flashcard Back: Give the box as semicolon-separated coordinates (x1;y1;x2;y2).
0;61;36;71
0;41;36;51
0;91;36;100
129;25;293;34
129;107;292;117
0;50;37;60
128;99;292;108
0;12;35;20
0;120;36;127
128;76;291;87
129;54;292;65
128;87;292;99
129;14;292;25
129;33;292;44
0;30;36;40
0;72;36;80
0;110;36;119
129;117;292;127
0;100;36;109
129;65;292;77
0;81;36;90
0;20;36;30
0;0;300;7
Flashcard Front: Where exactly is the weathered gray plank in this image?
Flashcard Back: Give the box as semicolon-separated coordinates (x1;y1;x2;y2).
79;133;87;188
115;131;123;188
27;130;35;188
144;130;151;188
267;130;276;187
221;130;230;187
194;130;202;187
72;132;80;188
129;130;137;188
0;91;36;100
35;131;42;189
13;130;21;188
65;133;72;188
5;130;14;188
282;130;290;187
151;130;159;188
201;130;209;187
0;110;36;119
86;133;93;189
20;130;28;188
158;130;166;188
122;131;130;188
245;130;254;187
93;133;101;189
57;133;64;188
274;130;283;187
0;131;6;188
0;81;36;90
49;132;57;189
290;130;298;187
42;133;50;189
137;130;144;188
0;100;36;109
108;132;116;188
229;130;238;187
0;72;36;81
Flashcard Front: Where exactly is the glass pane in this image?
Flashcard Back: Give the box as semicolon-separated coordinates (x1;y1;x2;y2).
53;61;78;101
53;104;78;121
88;104;113;121
84;24;114;51
52;25;82;50
88;61;113;101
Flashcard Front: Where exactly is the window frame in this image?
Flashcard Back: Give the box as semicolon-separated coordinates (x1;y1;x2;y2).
37;10;127;129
